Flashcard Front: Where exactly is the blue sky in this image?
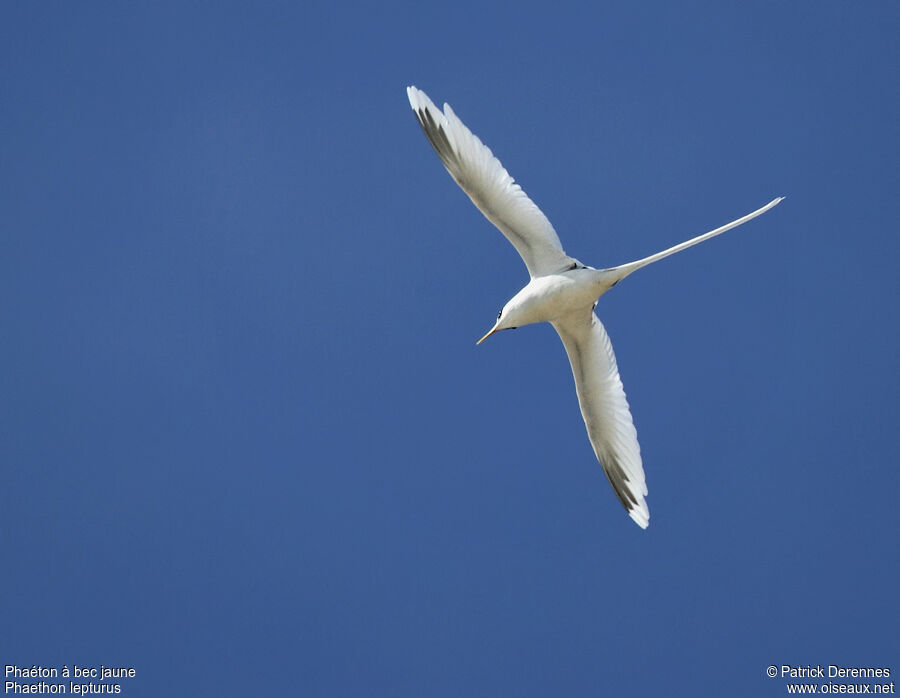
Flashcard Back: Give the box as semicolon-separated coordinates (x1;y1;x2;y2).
2;2;898;696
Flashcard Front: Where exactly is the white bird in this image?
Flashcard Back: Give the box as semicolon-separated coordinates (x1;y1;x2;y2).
407;86;783;528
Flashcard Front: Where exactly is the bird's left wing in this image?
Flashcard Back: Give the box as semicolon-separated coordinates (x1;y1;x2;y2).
407;86;575;278
552;309;650;528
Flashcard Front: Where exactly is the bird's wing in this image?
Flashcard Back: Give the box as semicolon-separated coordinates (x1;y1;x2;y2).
407;86;574;278
552;309;649;528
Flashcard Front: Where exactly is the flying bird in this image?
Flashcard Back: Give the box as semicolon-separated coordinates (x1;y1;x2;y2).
406;86;783;528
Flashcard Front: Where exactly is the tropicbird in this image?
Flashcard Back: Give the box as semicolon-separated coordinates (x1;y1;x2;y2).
407;86;783;528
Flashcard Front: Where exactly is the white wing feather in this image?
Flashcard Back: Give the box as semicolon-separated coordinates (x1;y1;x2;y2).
552;309;649;528
407;86;574;278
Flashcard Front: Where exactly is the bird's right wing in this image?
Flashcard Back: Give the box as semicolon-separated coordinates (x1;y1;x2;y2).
407;86;575;278
552;309;649;528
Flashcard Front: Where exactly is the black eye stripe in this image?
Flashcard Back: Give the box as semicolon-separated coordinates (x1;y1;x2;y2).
497;310;502;319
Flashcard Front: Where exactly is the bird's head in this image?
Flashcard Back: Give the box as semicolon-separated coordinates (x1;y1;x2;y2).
476;302;521;345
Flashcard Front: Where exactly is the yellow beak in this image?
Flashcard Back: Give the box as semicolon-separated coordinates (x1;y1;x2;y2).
476;326;499;345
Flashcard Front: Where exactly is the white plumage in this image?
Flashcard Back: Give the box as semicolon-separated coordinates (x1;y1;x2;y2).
407;86;782;528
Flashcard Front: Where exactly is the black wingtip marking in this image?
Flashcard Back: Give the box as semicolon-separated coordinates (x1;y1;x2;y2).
602;459;639;510
413;104;459;171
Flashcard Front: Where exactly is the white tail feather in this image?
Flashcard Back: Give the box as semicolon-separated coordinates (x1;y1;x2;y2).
609;197;784;282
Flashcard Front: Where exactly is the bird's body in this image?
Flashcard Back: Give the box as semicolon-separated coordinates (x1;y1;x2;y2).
407;86;783;528
495;268;617;330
